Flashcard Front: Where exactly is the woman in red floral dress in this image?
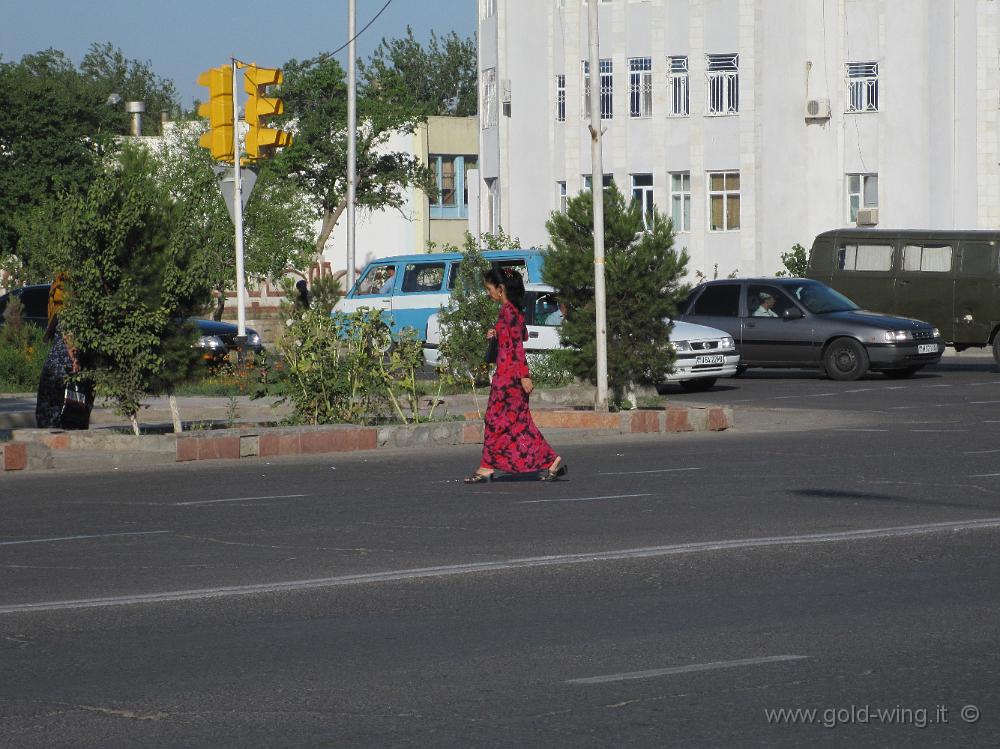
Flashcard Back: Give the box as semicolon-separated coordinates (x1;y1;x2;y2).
465;268;567;483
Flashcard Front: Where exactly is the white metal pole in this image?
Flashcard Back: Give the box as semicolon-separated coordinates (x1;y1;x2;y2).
346;0;357;289
232;58;247;342
588;3;609;410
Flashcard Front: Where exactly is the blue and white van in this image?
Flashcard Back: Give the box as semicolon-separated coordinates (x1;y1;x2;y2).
334;250;546;340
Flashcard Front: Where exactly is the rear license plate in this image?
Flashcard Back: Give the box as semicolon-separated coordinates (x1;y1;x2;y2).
917;343;938;355
694;354;725;365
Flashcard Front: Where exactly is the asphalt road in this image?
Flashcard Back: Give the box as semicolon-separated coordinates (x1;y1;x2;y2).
2;358;1000;747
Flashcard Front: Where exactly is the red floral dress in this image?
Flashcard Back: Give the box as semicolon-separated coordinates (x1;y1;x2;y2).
480;301;558;473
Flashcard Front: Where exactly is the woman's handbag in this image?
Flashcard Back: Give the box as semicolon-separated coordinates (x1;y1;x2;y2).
59;386;90;430
485;336;498;364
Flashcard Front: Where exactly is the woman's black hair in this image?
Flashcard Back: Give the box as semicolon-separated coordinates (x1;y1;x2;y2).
483;266;525;309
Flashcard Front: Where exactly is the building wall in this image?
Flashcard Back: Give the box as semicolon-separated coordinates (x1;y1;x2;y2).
480;0;1000;277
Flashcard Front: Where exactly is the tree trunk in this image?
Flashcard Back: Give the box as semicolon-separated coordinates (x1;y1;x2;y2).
213;285;226;322
129;412;140;437
169;393;183;433
312;174;362;267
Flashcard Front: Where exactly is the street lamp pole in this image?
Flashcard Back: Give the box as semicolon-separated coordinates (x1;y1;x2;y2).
588;2;609;411
346;0;357;290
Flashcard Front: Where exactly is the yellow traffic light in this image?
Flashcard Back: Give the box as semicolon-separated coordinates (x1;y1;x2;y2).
197;66;234;163
243;64;292;162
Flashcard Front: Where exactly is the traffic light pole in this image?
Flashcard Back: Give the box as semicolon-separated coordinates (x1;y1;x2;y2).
231;58;247;347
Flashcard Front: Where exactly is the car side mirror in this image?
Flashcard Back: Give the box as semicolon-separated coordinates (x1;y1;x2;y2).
782;307;804;320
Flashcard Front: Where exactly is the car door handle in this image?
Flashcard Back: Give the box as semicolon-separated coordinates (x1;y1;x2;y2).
528;331;539;338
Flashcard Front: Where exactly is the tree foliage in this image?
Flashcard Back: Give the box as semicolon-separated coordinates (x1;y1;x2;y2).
359;27;478;117
543;185;689;404
57;152;214;429
776;242;809;277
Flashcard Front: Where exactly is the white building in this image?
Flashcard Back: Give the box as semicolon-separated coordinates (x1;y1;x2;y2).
477;0;1000;277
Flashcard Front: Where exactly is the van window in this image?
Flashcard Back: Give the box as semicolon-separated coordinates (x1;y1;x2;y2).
532;292;562;326
357;265;396;296
690;284;740;317
960;243;995;275
837;244;893;271
902;244;952;273
492;259;527;280
402;262;446;293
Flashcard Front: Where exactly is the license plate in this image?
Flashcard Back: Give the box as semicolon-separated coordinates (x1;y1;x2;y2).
694;354;725;365
918;343;938;355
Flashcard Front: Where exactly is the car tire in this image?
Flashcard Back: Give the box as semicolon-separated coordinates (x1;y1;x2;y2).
733;365;748;378
824;338;869;381
679;377;718;392
883;367;920;379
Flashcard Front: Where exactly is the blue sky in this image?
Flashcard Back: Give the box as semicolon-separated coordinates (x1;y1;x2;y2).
1;0;478;108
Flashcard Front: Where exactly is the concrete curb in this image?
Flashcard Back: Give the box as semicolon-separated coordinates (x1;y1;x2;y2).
1;405;732;473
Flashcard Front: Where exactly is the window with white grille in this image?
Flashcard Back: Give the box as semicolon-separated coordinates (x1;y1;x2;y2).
557;181;568;213
631;174;654;228
708;171;740;231
670;172;691;232
706;53;739;115
847;173;878;222
629;58;653;118
483;0;496;18
482;68;497;129
582;59;613;119
846;62;878;112
667;56;689;117
556;75;566;122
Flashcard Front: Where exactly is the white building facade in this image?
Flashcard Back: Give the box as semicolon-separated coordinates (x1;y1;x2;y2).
478;0;1000;277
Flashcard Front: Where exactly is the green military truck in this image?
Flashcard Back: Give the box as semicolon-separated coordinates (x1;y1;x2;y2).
807;229;1000;365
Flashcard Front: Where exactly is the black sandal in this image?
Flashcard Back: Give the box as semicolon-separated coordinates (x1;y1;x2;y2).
539;460;568;481
464;471;494;484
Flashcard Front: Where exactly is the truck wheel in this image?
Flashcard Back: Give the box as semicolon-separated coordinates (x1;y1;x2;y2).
679;377;718;392
824;338;869;381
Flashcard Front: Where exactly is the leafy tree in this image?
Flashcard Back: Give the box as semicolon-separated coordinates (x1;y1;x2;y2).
776;242;809;277
151;124;314;319
544;185;689;406
271;46;437;261
359;27;478;116
80;42;179;133
58;152;214;434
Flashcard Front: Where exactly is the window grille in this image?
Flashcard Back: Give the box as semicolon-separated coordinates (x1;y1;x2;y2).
667;56;689;117
482;68;497;128
629;58;653;118
706;53;739;115
846;61;878;112
556;75;566;121
582;60;613;119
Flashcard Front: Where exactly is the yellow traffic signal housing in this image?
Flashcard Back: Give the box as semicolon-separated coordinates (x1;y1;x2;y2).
243;64;293;162
197;66;234;162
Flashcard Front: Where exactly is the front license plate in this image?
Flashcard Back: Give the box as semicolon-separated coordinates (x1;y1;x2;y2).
694;354;725;365
918;343;938;355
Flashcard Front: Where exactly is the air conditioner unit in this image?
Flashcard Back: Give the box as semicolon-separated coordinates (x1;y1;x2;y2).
804;98;831;120
856;207;879;226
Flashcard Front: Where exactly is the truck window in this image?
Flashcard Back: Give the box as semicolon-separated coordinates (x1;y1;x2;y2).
902;244;952;273
837;244;893;271
690;284;740;317
959;243;994;275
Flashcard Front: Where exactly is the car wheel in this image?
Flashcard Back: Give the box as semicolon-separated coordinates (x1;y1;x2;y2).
679;377;718;392
824;338;869;381
733;365;748;378
883;367;920;380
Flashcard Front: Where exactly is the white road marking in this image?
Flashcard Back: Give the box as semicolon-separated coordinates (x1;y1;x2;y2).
598;468;703;476
969;400;1000;405
924;384;953;388
970;473;1000;478
3;518;1000;615
843;388;874;393
964;449;1000;454
833;429;889;433
910;429;967;433
517;493;655;505
565;655;809;685
175;494;309;507
0;531;168;547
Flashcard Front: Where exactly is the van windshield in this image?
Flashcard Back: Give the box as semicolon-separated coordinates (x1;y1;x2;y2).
783;282;859;314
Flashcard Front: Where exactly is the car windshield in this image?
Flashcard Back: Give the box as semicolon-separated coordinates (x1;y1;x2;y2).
783;282;859;314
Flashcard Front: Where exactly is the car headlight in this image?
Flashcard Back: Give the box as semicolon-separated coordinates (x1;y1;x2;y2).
247;332;261;346
720;336;734;350
932;328;940;338
673;340;692;353
882;330;911;342
197;335;224;350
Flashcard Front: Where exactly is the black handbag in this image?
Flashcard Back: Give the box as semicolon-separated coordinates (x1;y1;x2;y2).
59;386;90;430
485;336;498;364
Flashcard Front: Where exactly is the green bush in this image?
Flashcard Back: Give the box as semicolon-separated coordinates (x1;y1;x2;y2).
0;298;50;392
527;350;574;388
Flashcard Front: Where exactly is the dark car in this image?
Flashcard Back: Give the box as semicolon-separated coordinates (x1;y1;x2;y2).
678;278;944;380
0;284;263;363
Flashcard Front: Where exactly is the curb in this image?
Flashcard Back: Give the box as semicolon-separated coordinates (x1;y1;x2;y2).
1;405;732;473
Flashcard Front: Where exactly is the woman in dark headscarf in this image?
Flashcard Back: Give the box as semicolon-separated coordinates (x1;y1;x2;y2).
35;273;91;429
